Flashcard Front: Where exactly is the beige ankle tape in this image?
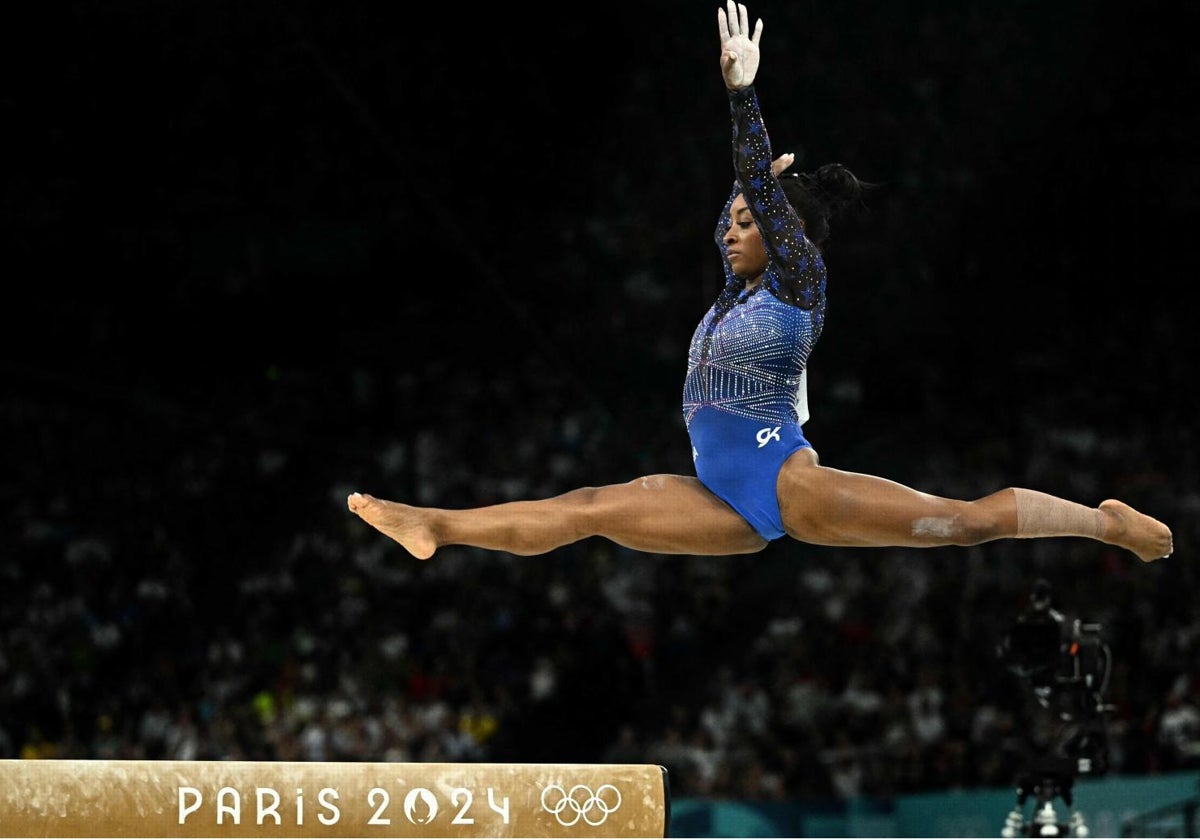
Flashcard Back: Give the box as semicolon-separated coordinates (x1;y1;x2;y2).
1013;488;1105;539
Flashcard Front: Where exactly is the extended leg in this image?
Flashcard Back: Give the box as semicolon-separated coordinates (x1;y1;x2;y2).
347;474;768;559
776;449;1173;562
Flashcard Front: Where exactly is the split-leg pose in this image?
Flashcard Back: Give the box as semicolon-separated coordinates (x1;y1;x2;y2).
348;446;1170;563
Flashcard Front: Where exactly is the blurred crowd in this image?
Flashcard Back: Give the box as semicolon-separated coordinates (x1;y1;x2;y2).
4;0;1196;805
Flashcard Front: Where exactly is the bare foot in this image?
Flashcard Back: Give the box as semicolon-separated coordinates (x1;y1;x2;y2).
347;493;437;560
1099;499;1173;562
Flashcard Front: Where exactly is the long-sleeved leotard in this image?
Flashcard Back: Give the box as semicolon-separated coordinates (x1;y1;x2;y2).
682;85;827;541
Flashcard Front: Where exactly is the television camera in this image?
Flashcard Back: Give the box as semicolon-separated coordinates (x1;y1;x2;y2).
995;578;1114;837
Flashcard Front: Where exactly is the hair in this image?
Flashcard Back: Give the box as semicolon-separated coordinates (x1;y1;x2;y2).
779;163;866;247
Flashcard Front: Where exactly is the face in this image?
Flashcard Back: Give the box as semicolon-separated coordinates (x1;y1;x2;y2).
723;194;769;280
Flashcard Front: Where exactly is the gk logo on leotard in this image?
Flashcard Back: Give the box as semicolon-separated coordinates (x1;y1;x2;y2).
756;426;782;448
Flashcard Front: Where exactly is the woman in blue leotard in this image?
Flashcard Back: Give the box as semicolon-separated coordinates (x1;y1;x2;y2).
348;2;1172;565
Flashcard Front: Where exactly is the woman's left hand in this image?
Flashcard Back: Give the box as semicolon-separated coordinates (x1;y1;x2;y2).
718;1;763;90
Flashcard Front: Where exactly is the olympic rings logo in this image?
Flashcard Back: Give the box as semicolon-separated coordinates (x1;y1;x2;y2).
540;783;622;827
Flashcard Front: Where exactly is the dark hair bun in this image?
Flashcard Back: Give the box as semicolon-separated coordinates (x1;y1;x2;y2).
778;161;869;246
814;163;863;214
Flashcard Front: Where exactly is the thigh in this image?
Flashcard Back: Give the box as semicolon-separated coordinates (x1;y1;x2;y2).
776;450;974;548
594;474;768;555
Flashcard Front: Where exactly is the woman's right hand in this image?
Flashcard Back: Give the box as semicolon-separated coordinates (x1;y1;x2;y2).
772;152;795;178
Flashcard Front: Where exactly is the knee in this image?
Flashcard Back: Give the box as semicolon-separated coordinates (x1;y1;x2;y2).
564;485;605;528
575;481;659;531
955;501;1009;545
915;500;1007;546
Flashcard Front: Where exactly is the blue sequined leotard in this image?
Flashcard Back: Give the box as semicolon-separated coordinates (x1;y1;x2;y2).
682;85;827;541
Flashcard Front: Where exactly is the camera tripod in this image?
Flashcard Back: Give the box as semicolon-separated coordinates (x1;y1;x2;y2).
1001;757;1089;838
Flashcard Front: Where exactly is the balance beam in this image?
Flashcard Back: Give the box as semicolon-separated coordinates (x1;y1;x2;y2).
0;760;670;837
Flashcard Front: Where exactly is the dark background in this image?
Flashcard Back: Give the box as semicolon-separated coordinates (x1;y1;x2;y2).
2;0;1198;802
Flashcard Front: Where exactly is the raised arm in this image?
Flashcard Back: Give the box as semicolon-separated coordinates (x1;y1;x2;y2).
717;2;827;313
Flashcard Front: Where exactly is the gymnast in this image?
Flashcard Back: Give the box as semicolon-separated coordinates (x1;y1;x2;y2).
347;1;1173;565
